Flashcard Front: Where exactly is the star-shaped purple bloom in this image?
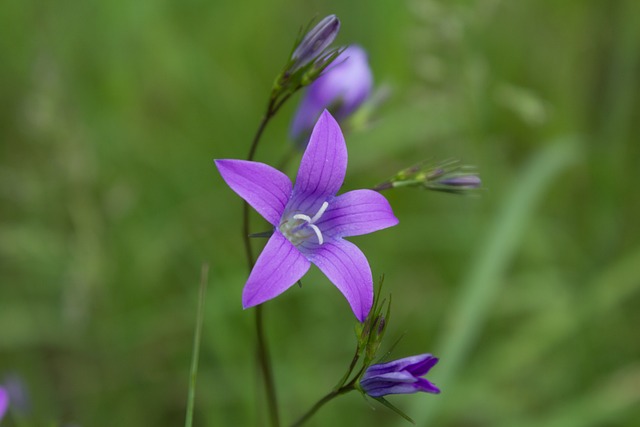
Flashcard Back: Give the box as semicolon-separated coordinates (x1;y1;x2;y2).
215;110;398;321
360;354;440;397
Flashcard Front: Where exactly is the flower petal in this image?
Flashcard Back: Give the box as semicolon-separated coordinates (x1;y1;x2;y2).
293;111;347;204
242;231;311;308
414;377;441;394
360;371;440;397
406;355;439;377
316;189;398;238
305;238;373;322
215;159;292;226
362;354;437;379
359;372;418;397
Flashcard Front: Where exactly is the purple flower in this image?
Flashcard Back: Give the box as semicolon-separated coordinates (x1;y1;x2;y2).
290;45;373;143
215;110;398;321
360;354;440;397
2;375;29;415
0;386;8;421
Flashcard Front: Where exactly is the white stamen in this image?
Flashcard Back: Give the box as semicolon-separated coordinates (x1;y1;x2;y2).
288;201;330;245
308;224;324;245
293;213;312;222
310;201;329;223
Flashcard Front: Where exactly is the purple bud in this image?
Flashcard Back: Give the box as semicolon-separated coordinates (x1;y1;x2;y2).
376;316;386;335
290;45;373;143
291;15;340;72
437;175;481;188
360;354;440;397
0;387;8;421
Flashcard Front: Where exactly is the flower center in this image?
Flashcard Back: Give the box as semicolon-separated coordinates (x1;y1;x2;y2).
280;201;329;246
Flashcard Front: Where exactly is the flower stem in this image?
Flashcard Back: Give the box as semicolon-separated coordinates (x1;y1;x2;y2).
184;263;208;427
289;383;356;427
333;344;360;390
255;304;279;427
291;351;365;427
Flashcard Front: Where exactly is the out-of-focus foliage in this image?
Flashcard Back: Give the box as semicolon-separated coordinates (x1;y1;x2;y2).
1;0;639;426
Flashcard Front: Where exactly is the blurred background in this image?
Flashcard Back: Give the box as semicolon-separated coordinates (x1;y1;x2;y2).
1;0;639;426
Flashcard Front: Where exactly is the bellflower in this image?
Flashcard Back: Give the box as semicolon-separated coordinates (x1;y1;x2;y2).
360;354;440;397
0;386;8;421
290;45;373;143
215;110;398;321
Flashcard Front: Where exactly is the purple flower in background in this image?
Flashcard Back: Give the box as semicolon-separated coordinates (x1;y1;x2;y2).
0;386;8;421
2;374;29;415
360;354;440;397
215;110;398;321
290;45;373;143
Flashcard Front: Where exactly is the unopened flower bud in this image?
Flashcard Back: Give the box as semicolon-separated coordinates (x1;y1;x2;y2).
290;15;340;73
360;354;440;397
376;316;386;335
375;160;481;194
435;174;481;189
425;168;481;193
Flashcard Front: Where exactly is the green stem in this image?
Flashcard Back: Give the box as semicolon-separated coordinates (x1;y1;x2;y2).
291;352;366;427
184;264;209;427
255;304;279;427
333;344;361;390
289;383;356;427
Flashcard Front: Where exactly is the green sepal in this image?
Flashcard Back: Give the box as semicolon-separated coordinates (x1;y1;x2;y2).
301;46;346;86
373;397;415;424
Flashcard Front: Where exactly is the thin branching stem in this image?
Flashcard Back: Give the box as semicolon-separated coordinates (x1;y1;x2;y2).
334;344;361;390
290;382;357;427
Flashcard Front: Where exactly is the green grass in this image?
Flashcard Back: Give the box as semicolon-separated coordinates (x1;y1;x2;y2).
1;0;639;426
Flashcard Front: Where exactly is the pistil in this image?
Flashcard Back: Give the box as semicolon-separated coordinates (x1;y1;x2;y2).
282;201;330;245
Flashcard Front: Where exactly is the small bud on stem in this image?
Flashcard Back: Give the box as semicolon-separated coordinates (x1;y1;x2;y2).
374;159;481;194
272;15;342;106
290;15;340;73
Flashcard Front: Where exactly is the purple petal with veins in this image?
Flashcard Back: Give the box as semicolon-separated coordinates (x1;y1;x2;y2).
360;354;441;397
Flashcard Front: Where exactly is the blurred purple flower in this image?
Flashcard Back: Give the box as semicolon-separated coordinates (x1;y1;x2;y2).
0;386;8;421
3;374;29;415
290;45;373;143
215;110;398;321
360;354;440;397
